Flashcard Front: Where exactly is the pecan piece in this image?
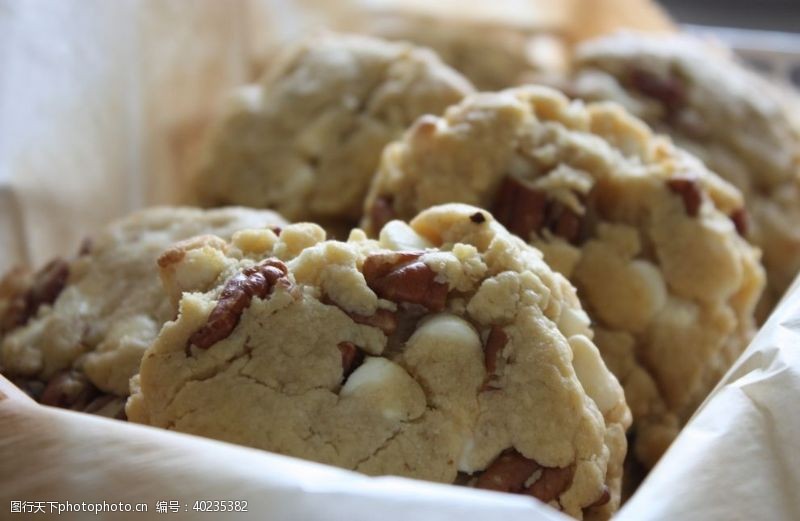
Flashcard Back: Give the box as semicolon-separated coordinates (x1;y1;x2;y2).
476;449;575;504
667;177;702;217
187;259;289;350
369;196;396;235
40;370;98;410
321;295;398;336
349;309;398;336
628;68;685;116
493;176;547;240
337;341;364;380
548;204;581;244
526;464;575;503
730;208;748;237
29;259;70;311
481;326;508;391
587;485;610;508
2;259;70;332
493;177;584;244
362;252;448;311
475;449;541;493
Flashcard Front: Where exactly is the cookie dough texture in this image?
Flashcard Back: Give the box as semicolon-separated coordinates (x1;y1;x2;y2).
194;32;474;226
127;204;630;520
363;86;765;468
0;206;286;403
571;32;800;314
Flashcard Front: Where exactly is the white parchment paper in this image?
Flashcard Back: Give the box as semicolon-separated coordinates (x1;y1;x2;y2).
3;1;795;520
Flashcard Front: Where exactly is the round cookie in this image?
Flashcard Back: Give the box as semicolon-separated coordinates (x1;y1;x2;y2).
194;32;474;226
0;206;286;416
347;9;567;91
571;32;800;316
127;204;630;520
363;86;765;468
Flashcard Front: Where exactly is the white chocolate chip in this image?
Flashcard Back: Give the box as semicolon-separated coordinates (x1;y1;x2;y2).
379;220;433;251
341;357;426;422
569;334;623;415
408;313;482;354
557;306;592;339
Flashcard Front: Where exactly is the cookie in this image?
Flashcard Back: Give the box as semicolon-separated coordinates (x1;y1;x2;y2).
348;9;567;91
127;204;630;519
194;32;473;227
0;206;286;416
571;32;800;316
363;86;765;468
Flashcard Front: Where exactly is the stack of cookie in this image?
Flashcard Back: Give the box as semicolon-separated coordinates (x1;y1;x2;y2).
2;6;799;519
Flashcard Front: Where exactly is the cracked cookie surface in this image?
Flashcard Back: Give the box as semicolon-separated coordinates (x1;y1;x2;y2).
127;204;629;520
571;32;800;316
363;86;765;468
0;206;286;415
194;32;473;227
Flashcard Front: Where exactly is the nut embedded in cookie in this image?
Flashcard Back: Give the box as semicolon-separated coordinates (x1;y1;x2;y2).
127;204;630;520
571;31;800;317
362;86;765;471
0;206;287;406
193;32;474;227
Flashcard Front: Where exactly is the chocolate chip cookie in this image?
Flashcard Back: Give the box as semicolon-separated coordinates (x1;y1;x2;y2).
0;206;286;417
127;204;630;520
363;86;765;468
571;32;800;317
194;32;473;227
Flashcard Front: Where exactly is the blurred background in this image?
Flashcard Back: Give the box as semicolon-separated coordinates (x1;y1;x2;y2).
660;0;800;32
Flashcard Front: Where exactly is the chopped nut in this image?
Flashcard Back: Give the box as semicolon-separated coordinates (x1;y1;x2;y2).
158;235;227;268
39;370;97;410
475;449;541;493
29;258;69;314
493;176;547;239
526;464;575;503
362;252;448;311
550;205;581;243
3;259;70;332
730;208;748;237
667;177;702;217
493;176;583;244
369;196;396;235
349;309;398;336
322;295;399;336
482;325;508;390
187;259;290;350
628;68;685;116
337;341;364;380
587;485;610;508
476;449;575;504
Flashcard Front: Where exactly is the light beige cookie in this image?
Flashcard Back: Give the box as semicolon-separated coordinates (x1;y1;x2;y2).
127;204;630;520
0;206;286;417
571;32;800;316
363;86;765;468
194;32;473;227
347;9;567;91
